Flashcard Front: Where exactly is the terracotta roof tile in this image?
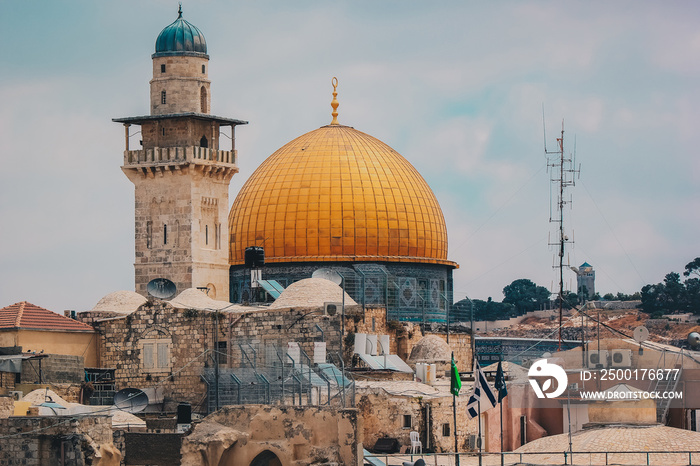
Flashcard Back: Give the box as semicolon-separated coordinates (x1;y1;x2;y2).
0;301;94;332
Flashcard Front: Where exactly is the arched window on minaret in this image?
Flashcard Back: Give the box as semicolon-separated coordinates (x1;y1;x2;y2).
161;90;166;105
200;87;207;113
200;135;208;148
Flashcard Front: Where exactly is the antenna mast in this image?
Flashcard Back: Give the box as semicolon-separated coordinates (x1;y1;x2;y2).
545;119;580;350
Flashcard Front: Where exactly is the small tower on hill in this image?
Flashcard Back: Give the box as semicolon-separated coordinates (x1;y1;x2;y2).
574;262;596;299
114;8;247;300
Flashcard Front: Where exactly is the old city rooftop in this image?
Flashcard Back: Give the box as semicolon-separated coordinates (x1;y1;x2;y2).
0;301;94;332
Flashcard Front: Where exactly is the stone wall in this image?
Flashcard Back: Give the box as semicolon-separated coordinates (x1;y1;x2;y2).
124;432;183;465
0;415;116;465
346;309;472;372
356;387;480;454
20;354;84;384
91;302;223;411
228;307;343;366
125;150;233;301
150;55;210;116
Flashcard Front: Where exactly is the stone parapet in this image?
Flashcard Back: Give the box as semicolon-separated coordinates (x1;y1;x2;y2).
124;146;237;168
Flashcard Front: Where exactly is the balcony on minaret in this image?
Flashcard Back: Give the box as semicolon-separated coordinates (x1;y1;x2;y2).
124;146;238;167
113;113;248;178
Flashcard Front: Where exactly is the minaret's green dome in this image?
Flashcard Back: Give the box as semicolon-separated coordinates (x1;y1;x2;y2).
153;7;208;58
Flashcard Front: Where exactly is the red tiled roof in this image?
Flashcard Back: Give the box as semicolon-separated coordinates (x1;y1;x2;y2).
0;302;95;332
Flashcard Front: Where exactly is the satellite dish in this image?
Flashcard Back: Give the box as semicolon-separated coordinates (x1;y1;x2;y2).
688;332;700;349
147;278;177;299
633;326;649;343
113;388;149;413
312;268;342;285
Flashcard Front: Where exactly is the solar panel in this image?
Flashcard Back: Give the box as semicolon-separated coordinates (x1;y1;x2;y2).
257;279;285;299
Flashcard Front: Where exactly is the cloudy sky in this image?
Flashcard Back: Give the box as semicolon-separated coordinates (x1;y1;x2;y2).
1;1;698;313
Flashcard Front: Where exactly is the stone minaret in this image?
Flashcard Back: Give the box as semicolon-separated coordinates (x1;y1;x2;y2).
114;8;246;300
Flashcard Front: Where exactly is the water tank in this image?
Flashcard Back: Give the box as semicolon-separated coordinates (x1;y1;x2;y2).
244;246;265;268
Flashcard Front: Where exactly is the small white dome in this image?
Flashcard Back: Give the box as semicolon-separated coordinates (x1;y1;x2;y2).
91;290;147;314
269;278;357;310
408;335;451;363
169;288;233;310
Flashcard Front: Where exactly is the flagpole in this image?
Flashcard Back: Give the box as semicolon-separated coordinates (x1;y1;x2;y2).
453;392;459;466
499;394;504;466
478;396;482;466
451;352;460;466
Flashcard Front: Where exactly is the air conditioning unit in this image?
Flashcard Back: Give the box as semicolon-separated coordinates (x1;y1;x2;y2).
324;302;341;316
611;349;633;367
10;391;23;401
466;435;484;450
588;350;609;368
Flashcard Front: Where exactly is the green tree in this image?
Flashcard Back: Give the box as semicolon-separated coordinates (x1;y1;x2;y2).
470;298;516;321
685;278;700;314
560;290;579;308
502;279;551;315
684;257;700;279
641;267;700;315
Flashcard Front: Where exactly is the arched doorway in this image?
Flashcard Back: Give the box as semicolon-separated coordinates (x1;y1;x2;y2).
250;451;282;466
200;135;208;148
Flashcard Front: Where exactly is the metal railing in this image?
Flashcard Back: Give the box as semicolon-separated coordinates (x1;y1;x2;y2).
362;450;700;466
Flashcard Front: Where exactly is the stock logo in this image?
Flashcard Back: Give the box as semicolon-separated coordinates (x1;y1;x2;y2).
528;359;568;399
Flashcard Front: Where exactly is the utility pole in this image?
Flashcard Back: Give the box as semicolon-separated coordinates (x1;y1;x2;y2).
545;118;580;350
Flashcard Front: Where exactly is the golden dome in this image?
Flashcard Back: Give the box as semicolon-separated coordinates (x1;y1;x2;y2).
228;124;456;267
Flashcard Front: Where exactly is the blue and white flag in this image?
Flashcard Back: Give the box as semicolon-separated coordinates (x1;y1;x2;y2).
466;359;498;419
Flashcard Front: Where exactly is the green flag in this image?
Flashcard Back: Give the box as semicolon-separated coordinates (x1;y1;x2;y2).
450;353;461;396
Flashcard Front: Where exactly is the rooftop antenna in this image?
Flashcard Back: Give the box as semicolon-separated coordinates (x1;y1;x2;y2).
544;116;581;350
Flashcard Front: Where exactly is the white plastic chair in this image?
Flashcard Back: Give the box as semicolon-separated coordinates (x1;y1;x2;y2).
409;431;422;454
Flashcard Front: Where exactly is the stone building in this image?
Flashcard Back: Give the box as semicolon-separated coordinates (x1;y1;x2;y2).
0;414;119;465
0;301;97;390
182;405;362;465
113;7;247;300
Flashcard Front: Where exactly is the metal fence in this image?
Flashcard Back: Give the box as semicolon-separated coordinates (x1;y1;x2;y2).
363;450;700;466
201;340;355;414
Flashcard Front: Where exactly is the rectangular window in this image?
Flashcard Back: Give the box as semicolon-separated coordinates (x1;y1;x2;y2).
157;343;169;369
161;90;166;104
161;64;166;73
442;423;450;437
202;64;205;74
217;341;227;365
403;414;412;429
141;339;171;372
205;225;209;245
143;343;155;370
164;224;168;245
146;221;152;249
